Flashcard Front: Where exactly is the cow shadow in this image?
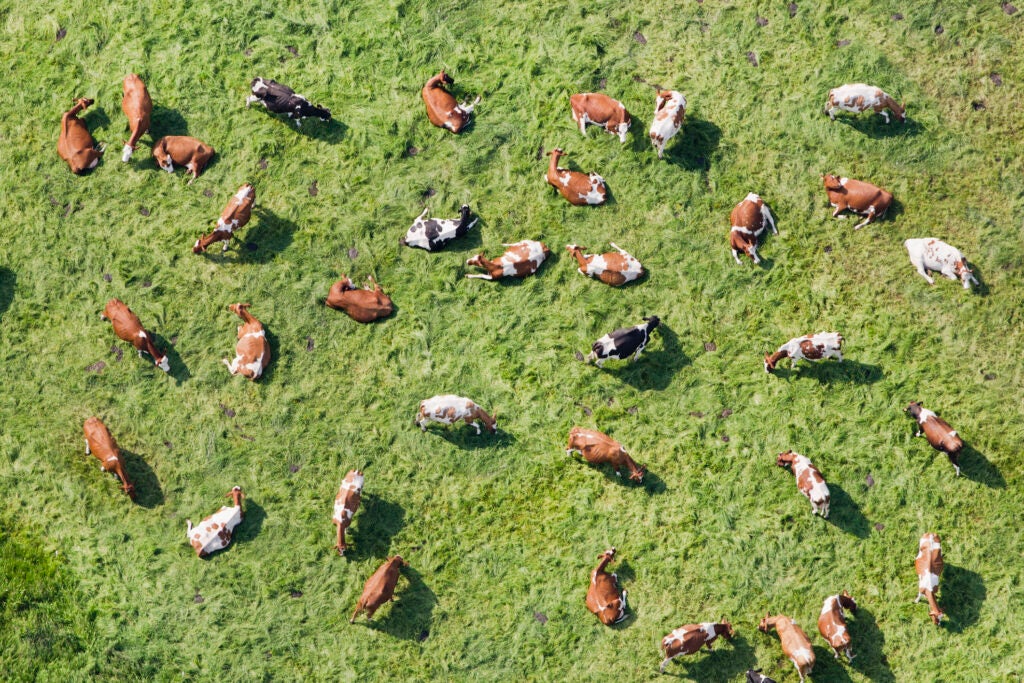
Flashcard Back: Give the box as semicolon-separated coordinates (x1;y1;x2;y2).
295;118;347;144
849;606;897;683
663;118;721;172
966;263;990;296
232;207;297;264
942;564;985;632
82;106;111;134
825;483;871;538
667;634;757;681
770;360;882;385
151;106;189;137
431;426;515;450
365;566;436;641
151;332;191;385
120;450;164;508
0;268;14;321
231;497;266;547
602;323;689;391
350;495;405;560
811;646;856;683
838;115;922;139
958;444;1004;488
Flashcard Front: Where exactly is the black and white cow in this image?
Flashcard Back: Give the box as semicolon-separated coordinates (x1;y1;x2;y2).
746;670;777;683
402;205;477;251
246;77;331;127
585;316;660;367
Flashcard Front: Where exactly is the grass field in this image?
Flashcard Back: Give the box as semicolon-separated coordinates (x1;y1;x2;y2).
2;0;1023;680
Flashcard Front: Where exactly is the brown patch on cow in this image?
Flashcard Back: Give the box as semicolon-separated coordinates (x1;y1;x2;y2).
788;3;798;17
934;25;944;35
193;592;204;603
690;411;704;418
203;189;214;198
865;473;875;488
306;336;315;351
110;345;123;362
290;590;303;598
892;12;903;20
720;409;733;418
1005;2;1018;14
972;100;986;111
286;45;299;56
756;16;768;26
347;247;358;260
836;39;851;47
704;341;717;352
534;611;548;624
139;206;150;216
308;181;319;197
633;31;647;44
258;158;268;169
746;51;759;67
86;361;106;373
102;273;112;282
991;73;1003;86
220;404;236;418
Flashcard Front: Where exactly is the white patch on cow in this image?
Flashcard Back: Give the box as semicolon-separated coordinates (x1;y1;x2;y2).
649;91;686;158
137;330;147;339
701;623;716;641
245;354;265;377
157;356;170;373
583;187;604;204
916;408;938;424
731;225;756;235
919;571;940;591
792;647;813;664
243;329;266;340
160;158;174;173
187;502;242;555
89;156;100;169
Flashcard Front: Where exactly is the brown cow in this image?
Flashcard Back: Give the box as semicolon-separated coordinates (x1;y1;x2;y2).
915;533;945;625
545;148;606;206
222;303;271;380
465;241;550;280
350;555;407;622
759;613;815;683
905;402;964;476
566;243;644;286
567;427;645;482
152;135;215;184
659;621;735;672
729;193;777;265
776;450;830;518
569;93;631;143
422;71;479;133
57;98;104;173
101;298;170;373
585;547;628;625
193;183;255;253
822;174;892;230
332;470;364;556
326;274;394;322
818;591;857;661
121;74;152;162
82;417;135;499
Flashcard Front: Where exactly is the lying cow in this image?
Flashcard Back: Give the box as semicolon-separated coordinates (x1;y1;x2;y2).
777;450;830;518
566;243;644;286
764;332;843;373
586;547;628;626
152;135;215;184
586;316;660;367
187;487;244;557
746;670;777;683
659;621;735;673
422;71;480;133
101;298;170;372
822;174;892;230
904;238;978;290
465;240;550;280
403;205;477;251
570;93;631;143
915;533;945;625
905;401;964;476
326;275;394;322
223;303;271;380
649;90;686;159
247;77;331;127
416;395;496;435
121;74;152;162
350;555;407;622
58;98;104;173
759;613;815;683
566;427;645;482
332;470;364;556
194;183;255;253
730;193;777;265
825;83;905;124
818;591;857;661
83;417;135;499
545;148;606;206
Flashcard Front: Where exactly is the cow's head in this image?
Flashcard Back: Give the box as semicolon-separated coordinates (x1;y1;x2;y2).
458;204;472;222
642;315;660;330
839;590;858;613
336;275;356;292
954;260;978;289
822;174;843;191
763;353;777;373
757;613;772;633
720;619;735;640
655;91;672;111
155;354;170;373
776;450;795;468
153;145;174;173
629;464;646;483
904;401;923;419
930;606;945;626
566;244;584;255
123;481;137;500
465;253;487;269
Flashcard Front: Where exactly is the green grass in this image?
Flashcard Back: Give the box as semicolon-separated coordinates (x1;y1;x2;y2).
1;0;1023;680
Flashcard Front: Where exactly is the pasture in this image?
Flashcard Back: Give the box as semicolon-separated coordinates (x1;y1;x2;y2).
1;0;1023;680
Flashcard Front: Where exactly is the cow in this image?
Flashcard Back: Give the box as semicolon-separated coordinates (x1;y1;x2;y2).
729;193;777;265
745;671;777;683
326;275;394;323
120;74;152;162
569;93;631;143
222;303;271;380
246;77;331;127
759;613;815;683
350;555;407;622
904;238;978;290
402;205;477;251
332;470;364;556
465;241;550;280
905;402;964;476
82;417;135;500
818;591;857;661
915;533;945;625
821;174;892;230
545;148;606;206
586;316;660;367
776;450;830;518
586;547;628;626
57;98;104;173
193;183;255;254
825;83;906;124
416;395;496;435
649;90;686;159
659;621;735;672
566;243;644;286
422;71;480;133
566;427;645;483
764;332;843;373
152;135;215;184
101;298;170;373
186;487;244;557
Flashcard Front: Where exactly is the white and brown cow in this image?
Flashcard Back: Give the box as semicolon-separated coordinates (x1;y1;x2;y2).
222;303;271;380
825;83;905;124
350;555;407;622
193;183;255;253
152;135;215;184
759;613;815;683
83;417;135;500
649;90;686;159
121;74;152;162
101;298;170;373
58;98;104;173
915;533;945;625
818;591;857;661
332;470;364;556
776;450;830;518
569;93;631;143
587;316;660;367
566;243;644;286
764;332;843;373
422;71;479;133
585;547;628;626
904;238;978;290
403;205;477;251
187;486;244;557
566;427;645;482
905;402;964;476
822;174;892;230
729;192;777;265
545;148;606;206
416;395;496;435
659;621;735;672
326;275;394;323
465;241;550;280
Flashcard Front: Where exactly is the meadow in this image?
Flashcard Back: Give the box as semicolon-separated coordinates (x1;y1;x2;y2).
1;0;1023;680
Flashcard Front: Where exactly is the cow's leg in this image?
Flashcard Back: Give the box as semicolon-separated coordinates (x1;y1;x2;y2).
914;265;936;285
881;111;890;124
467;419;481;435
845;646;855;662
84;439;91;455
827;106;837;120
459;96;481;114
853;206;876;230
245;95;258;108
794;661;805;683
659;655;676;673
832;204;847;218
732;249;743;265
748;246;761;265
576;113;587;136
914;590;923;603
465;273;493;280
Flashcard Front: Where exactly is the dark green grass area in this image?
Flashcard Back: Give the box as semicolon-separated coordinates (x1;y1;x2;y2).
1;0;1023;680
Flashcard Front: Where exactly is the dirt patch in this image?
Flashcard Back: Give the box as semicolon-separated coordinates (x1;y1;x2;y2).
534;612;548;624
892;12;903;20
756;16;768;26
788;3;798;17
406;146;418;157
289;464;300;473
193;593;204;604
308;181;318;197
103;273;112;282
220;404;235;418
1004;2;1018;15
306;336;315;351
746;51;759;67
633;31;647;45
86;361;106;373
703;341;716;352
720;409;733;418
347;247;358;260
865;474;875;488
56;27;67;41
689;411;704;418
934;25;944;35
286;45;299;56
597;78;607;90
203;189;213;198
258;158;268;169
836;39;850;47
990;73;1003;86
139;206;150;216
110;345;123;362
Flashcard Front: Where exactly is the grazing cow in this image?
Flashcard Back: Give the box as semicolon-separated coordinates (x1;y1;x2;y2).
186;487;244;557
465;240;550;280
649;90;686;159
350;555;407;622
569;93;631;143
586;316;660;367
776;450;830;518
659;621;735;672
545;148;606;206
825;83;905;124
746;670;777;683
905;402;964;476
82;417;135;500
566;427;645;482
818;591;858;661
566;243;644;286
57;98;104;173
759;613;815;683
222;303;271;380
403;205;477;251
416;395;496;435
193;183;255;254
729;193;777;265
326;275;394;322
764;332;843;373
821;174;892;230
332;470;364;556
422;71;480;133
101;298;170;373
904;238;978;290
915;533;945;625
121;74;152;162
246;77;331;127
586;547;628;626
152;135;215;184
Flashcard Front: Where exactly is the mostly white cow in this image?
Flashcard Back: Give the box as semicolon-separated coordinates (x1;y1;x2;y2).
776;450;830;518
416;395;496;435
187;487;244;557
586;316;660;367
570;93;631;142
822;174;892;230
764;332;843;373
466;241;550;280
904;238;978;289
247;77;331;127
566;243;644;286
729;192;777;265
649;90;686;159
403;205;477;251
825;83;905;124
818;591;857;661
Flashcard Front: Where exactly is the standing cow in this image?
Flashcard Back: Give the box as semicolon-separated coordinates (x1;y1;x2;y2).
822;174;892;230
776;450;830;518
649;90;686;159
82;417;136;500
57;98;104;173
101;298;170;373
586;316;660;367
818;591;857;661
904;238;978;290
193;183;255;253
566;427;645;482
905;402;964;476
569;93;631;142
659;621;735;672
350;555;407;622
332;470;364;556
416;395;497;435
915;533;945;625
121;74;152;162
825;83;905;124
759;613;815;683
422;71;480;133
729;192;777;265
566;243;644;286
585;547;628;626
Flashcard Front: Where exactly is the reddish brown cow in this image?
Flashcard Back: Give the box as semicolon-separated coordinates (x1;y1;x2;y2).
326;274;394;322
83;417;135;499
915;533;945;625
101;299;170;373
193;183;255;253
58;98;104;173
659;621;735;672
332;470;364;556
822;174;892;230
545;148;606;206
585;547;628;625
350;555;407;622
465;241;550;280
567;427;645;482
905;402;964;476
729;192;777;265
818;591;857;661
121;74;152;162
422;71;479;133
566;243;644;286
569;93;631;143
759;613;815;683
222;303;271;380
152;135;215;183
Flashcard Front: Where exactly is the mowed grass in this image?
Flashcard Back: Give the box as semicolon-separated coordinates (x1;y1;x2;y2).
1;0;1023;680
